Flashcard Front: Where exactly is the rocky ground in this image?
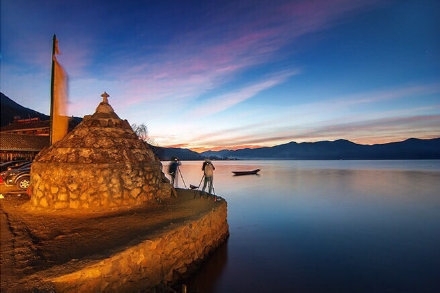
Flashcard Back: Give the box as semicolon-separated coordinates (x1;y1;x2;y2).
0;185;220;292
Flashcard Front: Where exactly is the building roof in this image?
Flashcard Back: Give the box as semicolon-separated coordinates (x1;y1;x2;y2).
0;133;50;151
0;118;50;132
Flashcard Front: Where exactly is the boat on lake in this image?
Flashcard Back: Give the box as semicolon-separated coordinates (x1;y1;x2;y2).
232;169;260;176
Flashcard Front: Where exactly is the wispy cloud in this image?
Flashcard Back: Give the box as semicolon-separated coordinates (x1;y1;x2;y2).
187;70;299;117
4;0;437;152
186;112;440;151
64;0;383;116
335;83;440;107
274;82;440;122
172;82;440;150
292;114;440;144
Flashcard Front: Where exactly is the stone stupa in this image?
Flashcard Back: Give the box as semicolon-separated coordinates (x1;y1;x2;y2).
30;92;174;211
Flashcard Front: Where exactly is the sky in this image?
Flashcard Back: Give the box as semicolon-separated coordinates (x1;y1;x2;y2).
1;0;439;152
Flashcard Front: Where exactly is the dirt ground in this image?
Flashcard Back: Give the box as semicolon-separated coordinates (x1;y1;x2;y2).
0;185;221;292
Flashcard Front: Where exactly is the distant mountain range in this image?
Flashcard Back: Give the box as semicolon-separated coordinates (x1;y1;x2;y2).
1;92;50;126
2;92;439;160
201;138;440;160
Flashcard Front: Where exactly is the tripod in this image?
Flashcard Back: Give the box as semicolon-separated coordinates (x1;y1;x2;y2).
190;175;204;198
177;166;188;189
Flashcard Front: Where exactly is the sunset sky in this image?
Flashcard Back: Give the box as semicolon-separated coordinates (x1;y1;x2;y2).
1;0;439;151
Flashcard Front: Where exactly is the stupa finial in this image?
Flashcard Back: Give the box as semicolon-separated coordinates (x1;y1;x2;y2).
101;91;109;104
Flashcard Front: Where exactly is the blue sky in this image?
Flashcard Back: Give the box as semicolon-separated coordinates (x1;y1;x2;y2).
1;0;439;151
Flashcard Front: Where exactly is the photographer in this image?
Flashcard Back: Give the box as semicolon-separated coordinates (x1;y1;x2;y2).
201;159;215;196
168;157;181;187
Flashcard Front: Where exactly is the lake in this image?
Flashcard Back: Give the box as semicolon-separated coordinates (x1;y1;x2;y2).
167;160;440;293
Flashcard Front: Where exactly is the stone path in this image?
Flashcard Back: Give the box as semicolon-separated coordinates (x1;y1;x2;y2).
0;188;222;292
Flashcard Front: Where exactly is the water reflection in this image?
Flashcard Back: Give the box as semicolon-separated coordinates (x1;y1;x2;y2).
165;160;440;293
186;241;229;293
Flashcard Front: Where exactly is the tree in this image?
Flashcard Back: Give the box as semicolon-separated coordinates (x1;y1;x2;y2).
131;123;156;145
131;123;148;141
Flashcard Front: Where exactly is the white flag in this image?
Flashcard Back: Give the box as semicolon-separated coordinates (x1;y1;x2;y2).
51;36;68;145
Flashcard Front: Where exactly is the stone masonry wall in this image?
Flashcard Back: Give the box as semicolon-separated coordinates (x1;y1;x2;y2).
29;95;175;211
43;202;229;292
30;161;173;210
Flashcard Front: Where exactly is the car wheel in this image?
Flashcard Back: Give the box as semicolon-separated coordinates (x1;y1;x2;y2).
17;176;30;190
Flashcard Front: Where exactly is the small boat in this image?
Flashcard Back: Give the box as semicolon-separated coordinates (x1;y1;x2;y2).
232;169;260;176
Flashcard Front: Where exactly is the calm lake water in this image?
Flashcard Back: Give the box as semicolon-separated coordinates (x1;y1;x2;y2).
167;160;440;293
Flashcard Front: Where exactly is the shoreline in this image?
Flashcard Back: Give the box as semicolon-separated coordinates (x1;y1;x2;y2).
1;188;229;292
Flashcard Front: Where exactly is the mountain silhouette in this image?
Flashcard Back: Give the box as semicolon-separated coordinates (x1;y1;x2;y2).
1;92;49;126
201;138;440;160
2;92;439;160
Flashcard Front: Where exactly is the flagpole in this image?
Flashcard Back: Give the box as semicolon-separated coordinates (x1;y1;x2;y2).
50;34;56;145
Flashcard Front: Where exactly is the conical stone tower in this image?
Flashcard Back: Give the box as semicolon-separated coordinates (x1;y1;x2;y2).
30;92;174;211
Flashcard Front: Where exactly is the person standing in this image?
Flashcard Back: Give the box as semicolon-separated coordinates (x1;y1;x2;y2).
168;157;181;187
201;159;215;196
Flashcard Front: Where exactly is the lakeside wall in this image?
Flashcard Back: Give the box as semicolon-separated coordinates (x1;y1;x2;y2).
31;201;228;292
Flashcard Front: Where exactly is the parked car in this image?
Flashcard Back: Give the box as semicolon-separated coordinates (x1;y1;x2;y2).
0;160;29;172
3;162;32;190
0;161;31;181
